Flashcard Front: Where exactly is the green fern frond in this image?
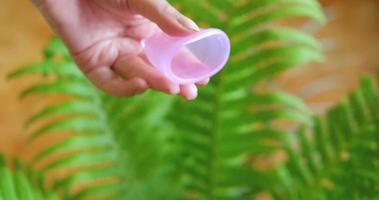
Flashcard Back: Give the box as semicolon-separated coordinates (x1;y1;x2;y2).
0;155;58;200
166;0;324;199
43;36;70;60
7;61;81;80
8;35;180;199
275;75;379;199
7;39;126;200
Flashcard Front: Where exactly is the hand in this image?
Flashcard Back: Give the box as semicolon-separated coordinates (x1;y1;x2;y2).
33;0;209;99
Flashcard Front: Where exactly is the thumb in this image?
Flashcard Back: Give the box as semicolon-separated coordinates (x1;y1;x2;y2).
129;0;199;36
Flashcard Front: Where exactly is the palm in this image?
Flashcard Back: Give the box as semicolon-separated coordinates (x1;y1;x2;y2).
41;0;155;71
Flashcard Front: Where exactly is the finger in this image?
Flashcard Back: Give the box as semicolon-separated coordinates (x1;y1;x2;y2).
196;78;210;86
180;84;198;100
123;21;158;40
86;67;148;97
129;0;199;36
113;55;180;94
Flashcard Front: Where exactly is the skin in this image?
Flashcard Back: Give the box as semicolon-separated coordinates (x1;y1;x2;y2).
32;0;209;100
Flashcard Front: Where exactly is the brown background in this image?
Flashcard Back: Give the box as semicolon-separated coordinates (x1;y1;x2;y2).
1;0;52;159
0;0;379;160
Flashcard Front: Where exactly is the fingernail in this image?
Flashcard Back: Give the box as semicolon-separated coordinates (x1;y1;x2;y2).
177;16;200;32
169;85;180;94
186;85;198;100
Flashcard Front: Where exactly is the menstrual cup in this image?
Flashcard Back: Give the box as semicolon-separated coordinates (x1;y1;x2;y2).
143;28;231;84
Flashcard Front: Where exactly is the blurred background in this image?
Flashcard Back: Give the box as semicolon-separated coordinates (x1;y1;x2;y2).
0;0;378;161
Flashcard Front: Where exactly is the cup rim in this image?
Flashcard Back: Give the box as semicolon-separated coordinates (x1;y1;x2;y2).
165;28;230;84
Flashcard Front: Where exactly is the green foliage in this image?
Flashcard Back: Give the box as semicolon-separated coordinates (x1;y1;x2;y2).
5;0;379;200
8;37;180;200
273;75;379;200
167;0;324;199
8;38;127;200
0;155;58;200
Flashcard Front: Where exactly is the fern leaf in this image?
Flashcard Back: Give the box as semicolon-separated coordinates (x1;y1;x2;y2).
275;75;379;199
21;80;95;99
0;155;58;200
167;0;325;199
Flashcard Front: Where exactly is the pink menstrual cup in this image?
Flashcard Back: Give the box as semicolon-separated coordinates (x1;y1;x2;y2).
143;28;231;84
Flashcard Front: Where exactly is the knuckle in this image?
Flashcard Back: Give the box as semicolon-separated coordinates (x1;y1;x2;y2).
157;1;175;15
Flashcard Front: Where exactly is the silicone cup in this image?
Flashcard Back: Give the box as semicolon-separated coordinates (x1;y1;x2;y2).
143;28;231;84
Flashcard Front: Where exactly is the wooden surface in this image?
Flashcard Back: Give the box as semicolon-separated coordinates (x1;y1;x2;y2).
0;0;378;161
